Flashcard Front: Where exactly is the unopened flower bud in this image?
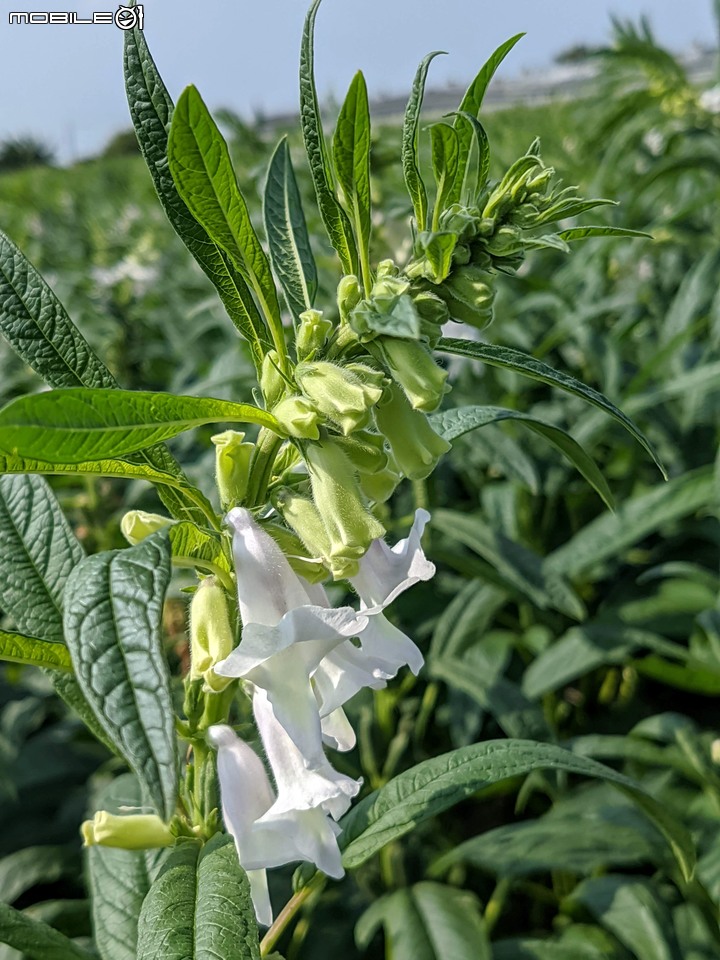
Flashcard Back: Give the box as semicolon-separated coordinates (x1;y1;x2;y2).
333;431;388;475
271;395;322;440
81;811;174;849
337;274;362;322
376;337;449;413
374;384;451;480
190;577;235;692
358;462;401;503
212;430;253;508
485;225;523;257
263;517;329;583
260;350;286;408
296;361;382;435
121;510;175;546
273;488;333;564
296;309;332;361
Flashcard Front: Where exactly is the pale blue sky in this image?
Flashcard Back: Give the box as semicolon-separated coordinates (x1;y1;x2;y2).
0;0;716;162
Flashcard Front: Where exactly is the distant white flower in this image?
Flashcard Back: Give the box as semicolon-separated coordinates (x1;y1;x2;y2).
700;85;720;114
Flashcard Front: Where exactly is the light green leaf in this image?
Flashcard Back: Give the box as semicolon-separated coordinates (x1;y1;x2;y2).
546;468;714;578
299;0;358;275
430;124;459;230
558;225;652;242
124;27;272;372
136;836;260;960
63;532;178;820
451;111;490;197
168;85;285;359
264;137;318;323
168;521;231;577
437;337;666;478
355;882;490;960
333;71;372;284
338;739;696;881
0;903;94;960
402;52;446;231
0;631;72;671
0;388;281;464
430;404;614;509
87;775;169;960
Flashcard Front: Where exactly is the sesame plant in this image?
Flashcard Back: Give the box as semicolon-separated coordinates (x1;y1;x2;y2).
0;3;709;959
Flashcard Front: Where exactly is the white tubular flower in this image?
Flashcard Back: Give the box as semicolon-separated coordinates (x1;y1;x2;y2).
213;509;368;765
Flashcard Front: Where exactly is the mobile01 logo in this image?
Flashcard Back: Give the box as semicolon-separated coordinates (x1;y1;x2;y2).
8;4;144;27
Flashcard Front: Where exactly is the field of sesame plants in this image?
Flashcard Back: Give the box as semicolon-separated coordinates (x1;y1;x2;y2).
0;3;719;958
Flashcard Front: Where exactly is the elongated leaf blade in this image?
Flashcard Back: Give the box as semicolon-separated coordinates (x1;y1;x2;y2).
299;0;358;274
430;404;614;509
168;521;230;574
0;902;94;960
63;532;178;819
264;137;318;322
124;27;272;371
338;739;695;881
0;630;73;671
402;51;446;231
0;388;281;463
558;225;653;242
430;123;459;228
333;71;372;269
437;337;666;477
136;836;260;960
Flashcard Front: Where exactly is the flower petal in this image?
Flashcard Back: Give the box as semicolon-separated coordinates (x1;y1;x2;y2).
321;707;357;752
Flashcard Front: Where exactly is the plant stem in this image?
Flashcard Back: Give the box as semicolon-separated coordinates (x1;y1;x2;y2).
259;874;326;956
247;429;283;507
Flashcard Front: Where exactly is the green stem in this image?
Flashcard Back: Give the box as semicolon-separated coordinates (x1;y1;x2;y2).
260;874;326;956
247;429;283;507
484;877;511;936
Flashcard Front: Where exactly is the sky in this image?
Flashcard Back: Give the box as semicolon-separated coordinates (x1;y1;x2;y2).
0;0;717;163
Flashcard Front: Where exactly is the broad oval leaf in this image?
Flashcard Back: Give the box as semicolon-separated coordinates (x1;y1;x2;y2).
402;51;446;231
0;388;281;463
136;836;260;960
63;532;178;820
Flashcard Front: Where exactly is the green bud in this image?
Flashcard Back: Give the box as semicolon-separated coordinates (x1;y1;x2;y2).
408;230;457;283
274;487;360;580
121;511;175;546
271;395;322;440
485;225;523;257
190;577;235;693
374;384;451;480
333;430;388;474
296;308;332;361
358;461;401;503
296;361;382;435
442;294;494;329
81;811;174;849
263;518;329;583
337;274;362;322
376;337;449;413
411;289;450;344
438;203;480;241
304;439;385;567
260;350;286;408
211;430;253;508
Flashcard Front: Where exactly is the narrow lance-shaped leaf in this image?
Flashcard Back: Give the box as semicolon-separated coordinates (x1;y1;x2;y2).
333;70;373;289
430;123;459;230
263;137;318;323
0;901;95;960
63;532;178;820
402;51;446;231
558;225;653;242
168;85;286;363
437;337;667;478
124;27;272;373
451;111;490;198
0;388;282;464
299;0;358;275
449;33;525;204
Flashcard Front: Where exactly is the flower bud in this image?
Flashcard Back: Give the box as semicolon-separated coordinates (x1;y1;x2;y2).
212;430;254;508
485;225;523;257
121;510;175;546
260;350;286;408
337;274;362;322
190;577;236;692
274;489;359;579
376;337;449;413
295;361;382;435
304;440;385;568
296;309;332;361
263;517;329;583
271;395;322;440
358;462;401;503
408;231;457;283
333;431;388;474
81;811;174;849
374;384;450;480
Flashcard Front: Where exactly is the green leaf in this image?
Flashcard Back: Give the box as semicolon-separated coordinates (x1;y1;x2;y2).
435;509;586;620
0;902;94;960
355;882;490;960
493;928;625;960
0;631;72;671
546;468;714;578
338;739;696;881
452;111;490;197
558;225;653;242
123;27;272;372
450;33;525;204
430;124;459;230
402;52;445;231
333;71;372;284
63;532;178;820
168;86;285;359
168;522;230;576
437;338;667;478
87;775;168;960
0;846;79;905
263;138;318;323
52;673;121;758
0;388;281;463
0;229;117;389
566;876;682;960
136;836;260;960
430;404;614;509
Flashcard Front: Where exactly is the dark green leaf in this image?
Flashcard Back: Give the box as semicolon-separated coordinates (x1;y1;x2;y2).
333;71;372;278
430;124;459;229
0;902;94;960
402;52;445;231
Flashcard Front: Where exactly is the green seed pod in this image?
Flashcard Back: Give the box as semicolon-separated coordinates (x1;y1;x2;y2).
296;361;383;435
374;384;451;480
376;337;450;413
337;274;362;322
260;349;286;408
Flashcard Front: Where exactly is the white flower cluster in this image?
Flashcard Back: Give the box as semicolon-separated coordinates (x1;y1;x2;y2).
207;507;434;926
